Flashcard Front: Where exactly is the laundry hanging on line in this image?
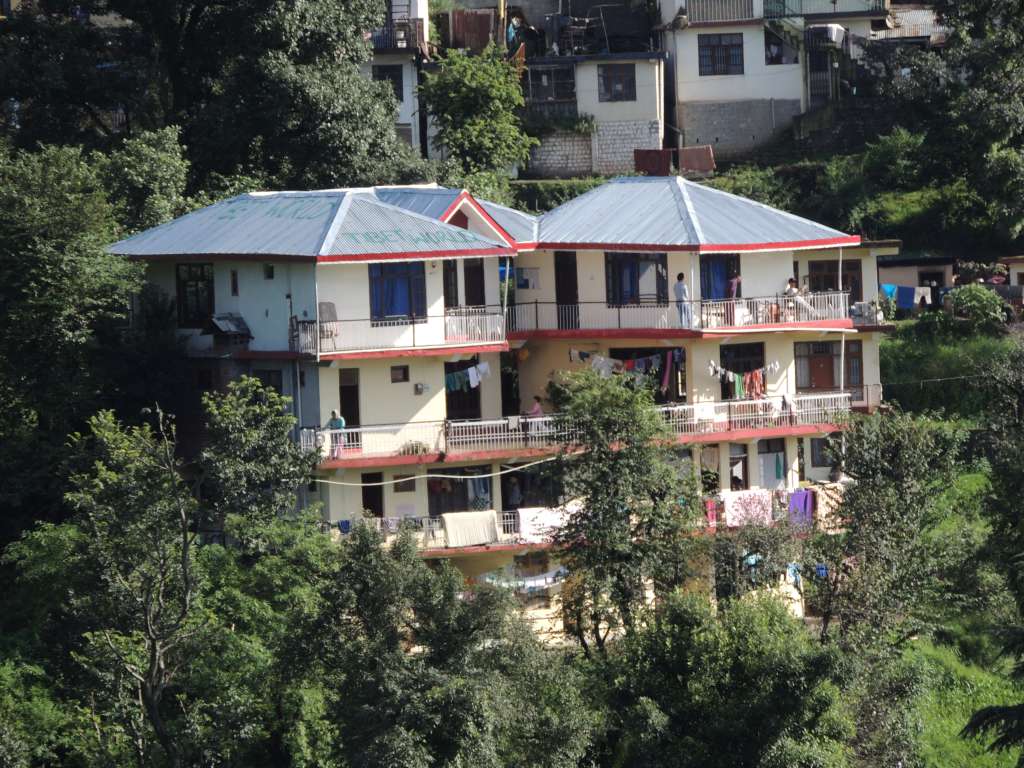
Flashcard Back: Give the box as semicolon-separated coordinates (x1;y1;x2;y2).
568;348;683;381
444;361;493;392
707;360;779;400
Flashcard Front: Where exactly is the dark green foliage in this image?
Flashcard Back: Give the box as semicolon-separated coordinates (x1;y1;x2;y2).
510;176;607;212
704;165;797;211
951;285;1011;335
419;45;537;175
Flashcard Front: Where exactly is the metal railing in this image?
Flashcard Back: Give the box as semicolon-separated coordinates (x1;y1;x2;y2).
506;292;849;333
300;393;851;464
343;510;519;550
370;18;425;51
777;0;886;16
289;305;505;355
684;0;757;22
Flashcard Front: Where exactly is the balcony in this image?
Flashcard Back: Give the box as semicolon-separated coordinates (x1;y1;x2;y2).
340;510;522;551
770;0;887;17
506;292;850;336
299;392;851;466
684;0;758;23
289;305;506;357
370;19;424;52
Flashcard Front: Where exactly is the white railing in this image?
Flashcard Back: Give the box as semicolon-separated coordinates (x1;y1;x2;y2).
507;292;849;334
446;415;573;452
700;292;849;329
301;421;444;461
658;392;851;436
301;394;851;464
444;306;506;344
341;510;520;549
685;0;757;22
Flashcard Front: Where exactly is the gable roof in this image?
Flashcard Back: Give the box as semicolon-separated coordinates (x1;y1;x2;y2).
108;190;513;263
536;176;859;253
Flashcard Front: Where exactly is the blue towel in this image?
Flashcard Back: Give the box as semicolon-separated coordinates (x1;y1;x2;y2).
338;519;352;534
881;283;898;300
896;285;916;309
815;563;828;579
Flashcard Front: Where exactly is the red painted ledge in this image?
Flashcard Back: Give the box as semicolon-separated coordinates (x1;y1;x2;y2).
320;342;508;361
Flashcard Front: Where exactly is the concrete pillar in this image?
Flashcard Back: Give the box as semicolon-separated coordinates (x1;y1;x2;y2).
784;436;800;489
746;440;761;489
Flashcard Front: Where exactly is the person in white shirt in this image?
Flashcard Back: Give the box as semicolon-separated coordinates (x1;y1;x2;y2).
674;273;692;328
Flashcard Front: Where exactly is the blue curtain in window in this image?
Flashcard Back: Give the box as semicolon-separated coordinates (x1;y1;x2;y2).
370;263;426;319
700;256;728;300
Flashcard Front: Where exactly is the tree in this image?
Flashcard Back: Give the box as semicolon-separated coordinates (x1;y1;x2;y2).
0;0;419;189
549;369;703;652
611;593;852;768
419;45;537;175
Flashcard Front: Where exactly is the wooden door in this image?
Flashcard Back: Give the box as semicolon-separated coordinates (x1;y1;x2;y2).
554;251;579;329
809;356;834;390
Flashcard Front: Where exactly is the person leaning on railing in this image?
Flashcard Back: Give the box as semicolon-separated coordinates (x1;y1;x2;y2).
325;409;346;457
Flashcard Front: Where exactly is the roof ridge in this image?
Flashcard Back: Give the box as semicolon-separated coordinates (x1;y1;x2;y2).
317;192;353;257
347;195;509;250
672;176;705;246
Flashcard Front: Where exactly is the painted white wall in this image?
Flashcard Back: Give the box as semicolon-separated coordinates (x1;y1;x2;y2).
673;24;804;105
144;260;315;353
318;357;447;428
575;59;665;126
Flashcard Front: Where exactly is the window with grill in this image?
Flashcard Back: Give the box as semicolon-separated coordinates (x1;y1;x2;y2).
524;64;576;102
698;33;744;76
794;341;863;400
605;252;668;304
372;64;404;102
176;263;214;328
598;63;637;102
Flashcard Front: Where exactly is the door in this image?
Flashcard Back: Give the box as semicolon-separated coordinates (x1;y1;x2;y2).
464;258;486;306
339;368;361;449
445;358;482;421
809;355;834;390
361;472;384;518
554;251;579;329
500;351;520;416
443;260;459;308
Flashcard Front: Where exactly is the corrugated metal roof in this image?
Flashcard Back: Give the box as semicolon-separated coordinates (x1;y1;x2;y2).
536;176;858;252
108;190;509;260
372;187;462;220
478;200;539;243
871;7;948;44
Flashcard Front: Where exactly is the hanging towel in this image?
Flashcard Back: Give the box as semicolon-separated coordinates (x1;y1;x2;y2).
517;506;568;544
881;283;898;301
442;510;499;548
477;361;491;378
733;375;744;400
337;519;352;534
896;285;916;309
674;348;683;364
775;452;784;480
788;490;813;528
815;563;828;579
786;562;802;587
661;351;672;394
649;355;661;373
913;286;932;306
624;359;635;371
636;357;648;373
467;366;480;389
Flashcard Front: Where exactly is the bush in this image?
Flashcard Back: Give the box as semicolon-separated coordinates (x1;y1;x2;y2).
951;284;1009;335
862;127;926;191
704;166;797;211
511;177;607;212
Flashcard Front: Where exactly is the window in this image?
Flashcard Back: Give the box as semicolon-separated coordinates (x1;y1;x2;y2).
808;260;863;302
390;365;410;383
719;342;765;400
372;64;404;103
729;443;748;490
598;63;636;102
263;264;275;280
175;263;214;328
605;252;668;304
699;253;741;300
524;64;576;103
758;438;787;489
427;466;492;517
699;33;744;76
764;28;798;65
810;437;831;468
368;262;426;321
443;260;459;308
253;369;283;394
394;474;416;493
230;269;239;296
794;341;863;401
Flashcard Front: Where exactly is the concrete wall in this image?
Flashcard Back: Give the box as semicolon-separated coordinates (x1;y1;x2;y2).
677;97;802;157
576;59;664;125
794;245;881;302
878;264;955;290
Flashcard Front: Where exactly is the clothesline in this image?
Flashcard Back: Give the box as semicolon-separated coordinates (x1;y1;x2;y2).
569;348;684;394
445;360;492;392
311;455;558;487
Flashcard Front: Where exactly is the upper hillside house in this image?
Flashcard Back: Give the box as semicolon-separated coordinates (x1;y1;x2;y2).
660;0;892;157
365;0;433;154
112;177;893;637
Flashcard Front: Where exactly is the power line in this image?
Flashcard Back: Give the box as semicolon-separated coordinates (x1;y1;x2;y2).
312;455;558;487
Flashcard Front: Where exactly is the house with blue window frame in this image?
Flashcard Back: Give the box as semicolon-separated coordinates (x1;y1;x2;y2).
111;177;896;638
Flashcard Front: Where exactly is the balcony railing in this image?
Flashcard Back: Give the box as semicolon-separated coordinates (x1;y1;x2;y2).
370;18;425;51
684;0;758;22
769;0;886;17
506;292;849;334
347;510;520;550
300;393;851;464
289;305;506;355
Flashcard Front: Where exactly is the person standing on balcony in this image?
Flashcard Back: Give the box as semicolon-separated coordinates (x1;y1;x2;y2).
674;273;692;328
326;409;345;457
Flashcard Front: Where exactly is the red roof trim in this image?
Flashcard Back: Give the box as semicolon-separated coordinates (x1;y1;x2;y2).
441;191;520;248
317;246;513;263
534;236;861;253
509;328;702;341
320;342;508;361
681;423;841;445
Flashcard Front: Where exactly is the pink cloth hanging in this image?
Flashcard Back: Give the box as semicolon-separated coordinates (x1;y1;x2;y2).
661;351;672;394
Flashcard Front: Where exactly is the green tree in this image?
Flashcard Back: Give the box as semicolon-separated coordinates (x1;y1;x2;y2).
419;45;537;174
550;370;703;653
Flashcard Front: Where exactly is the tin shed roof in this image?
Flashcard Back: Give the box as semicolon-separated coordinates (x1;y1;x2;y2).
108;190;513;262
536;176;859;253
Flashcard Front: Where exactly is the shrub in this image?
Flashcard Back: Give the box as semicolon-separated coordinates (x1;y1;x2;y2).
951;284;1008;335
704;166;797;211
862;127;926;191
511;177;607;212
